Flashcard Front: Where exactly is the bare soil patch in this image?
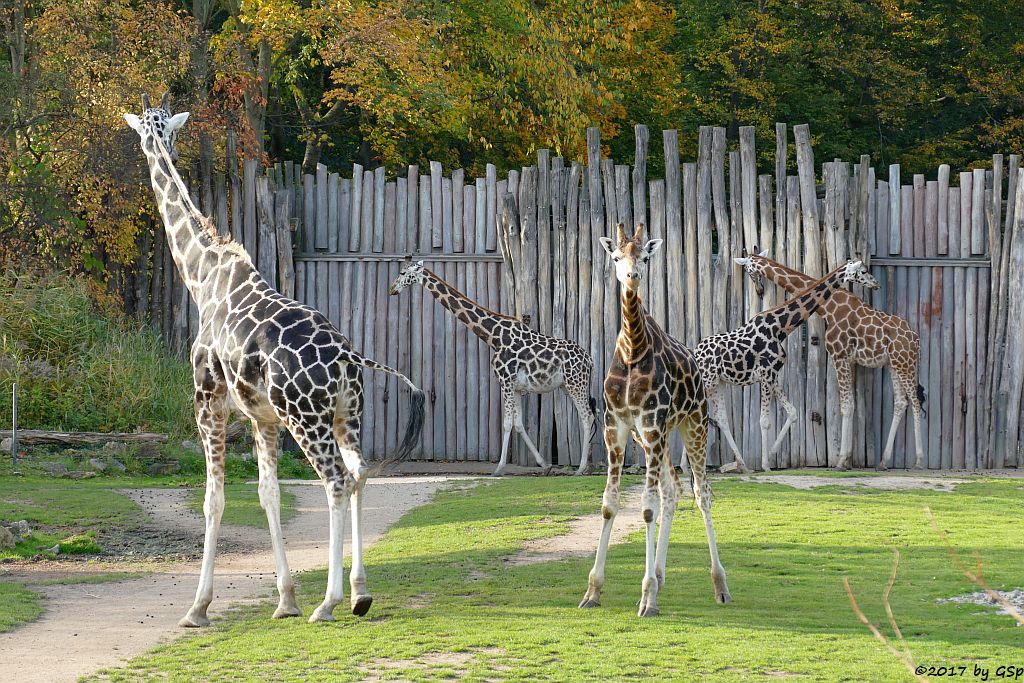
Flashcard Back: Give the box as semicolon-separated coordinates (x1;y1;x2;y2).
358;647;507;683
938;589;1024;617
507;485;648;567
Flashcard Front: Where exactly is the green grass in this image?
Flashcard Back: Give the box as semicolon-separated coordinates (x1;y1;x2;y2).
88;476;1024;682
0;272;194;436
187;483;298;527
0;583;43;633
0;476;144;559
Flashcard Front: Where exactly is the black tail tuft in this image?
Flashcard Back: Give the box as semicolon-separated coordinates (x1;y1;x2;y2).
374;389;425;474
588;396;599;443
916;384;927;417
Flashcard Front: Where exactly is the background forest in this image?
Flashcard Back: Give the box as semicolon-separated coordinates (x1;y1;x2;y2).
1;0;1022;278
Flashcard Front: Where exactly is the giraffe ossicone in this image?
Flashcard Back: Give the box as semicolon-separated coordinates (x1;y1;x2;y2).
127;93;425;627
581;222;730;617
389;261;598;476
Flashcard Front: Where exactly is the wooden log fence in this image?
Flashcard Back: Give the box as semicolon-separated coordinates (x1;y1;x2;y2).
117;124;1023;470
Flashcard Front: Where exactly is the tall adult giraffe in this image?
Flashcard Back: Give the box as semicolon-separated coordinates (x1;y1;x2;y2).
389;262;597;475
695;259;880;472
736;249;926;470
580;223;730;617
125;94;424;625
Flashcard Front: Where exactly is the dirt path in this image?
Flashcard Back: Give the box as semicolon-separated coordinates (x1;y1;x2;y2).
0;476;465;683
508;485;648;567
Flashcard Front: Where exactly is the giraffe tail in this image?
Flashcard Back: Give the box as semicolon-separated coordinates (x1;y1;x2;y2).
916;383;927;417
340;349;425;470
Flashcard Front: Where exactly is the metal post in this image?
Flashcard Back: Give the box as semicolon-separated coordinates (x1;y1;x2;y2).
11;382;17;467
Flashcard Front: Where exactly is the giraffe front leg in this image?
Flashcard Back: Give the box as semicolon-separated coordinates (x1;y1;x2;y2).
707;384;749;473
833;360;856;470
253;421;300;619
768;386;798;462
514;396;550;471
180;369;228;628
758;382;774;472
492;387;516;476
580;422;627;609
637;446;663;617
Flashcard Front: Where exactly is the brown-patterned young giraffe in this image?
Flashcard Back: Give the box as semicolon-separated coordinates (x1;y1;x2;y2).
125;94;424;626
580;223;730;617
736;250;926;470
389;262;597;475
695;259;880;473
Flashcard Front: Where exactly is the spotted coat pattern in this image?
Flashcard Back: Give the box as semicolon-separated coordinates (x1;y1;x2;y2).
389;262;597;475
580;223;731;618
739;253;925;470
126;94;424;627
695;260;880;472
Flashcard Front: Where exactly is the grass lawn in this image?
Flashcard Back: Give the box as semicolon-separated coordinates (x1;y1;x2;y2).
0;583;44;633
86;475;1023;682
186;483;298;527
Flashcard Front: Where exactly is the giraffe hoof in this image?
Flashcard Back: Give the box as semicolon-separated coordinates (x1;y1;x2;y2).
875;463;889;472
637;605;660;618
178;611;210;628
272;604;303;619
308;608;336;623
716;590;732;604
578;598;601;609
352;595;373;616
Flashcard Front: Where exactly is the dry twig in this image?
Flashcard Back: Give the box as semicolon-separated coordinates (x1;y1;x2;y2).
925;506;1024;626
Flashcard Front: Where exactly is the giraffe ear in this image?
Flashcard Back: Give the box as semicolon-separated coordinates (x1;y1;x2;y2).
643;239;662;256
166;112;190;133
599;236;615;256
124;114;143;134
759;248;769;257
734;256;752;266
416;260;424;267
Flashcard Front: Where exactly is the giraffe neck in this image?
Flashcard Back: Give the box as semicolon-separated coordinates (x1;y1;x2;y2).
758;258;815;293
768;265;849;335
421;269;506;346
141;136;230;304
616;287;650;363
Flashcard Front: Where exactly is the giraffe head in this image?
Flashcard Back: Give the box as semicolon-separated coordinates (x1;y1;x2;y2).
838;259;880;289
123;93;190;163
389;260;427;295
599;223;662;293
733;246;771;296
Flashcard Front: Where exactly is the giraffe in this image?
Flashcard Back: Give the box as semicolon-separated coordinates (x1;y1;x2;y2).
389;261;597;476
125;94;424;625
736;249;926;470
580;223;730;617
696;259;880;473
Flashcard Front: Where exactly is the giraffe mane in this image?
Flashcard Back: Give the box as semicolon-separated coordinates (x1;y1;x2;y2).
759;261;847;315
151;130;252;263
425;267;518;322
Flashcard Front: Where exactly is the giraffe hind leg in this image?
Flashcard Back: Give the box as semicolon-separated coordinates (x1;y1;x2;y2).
682;415;731;604
566;376;597;476
708;385;750;473
252;420;301;619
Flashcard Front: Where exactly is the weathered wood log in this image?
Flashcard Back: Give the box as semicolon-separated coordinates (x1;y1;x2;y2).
1;430;168;445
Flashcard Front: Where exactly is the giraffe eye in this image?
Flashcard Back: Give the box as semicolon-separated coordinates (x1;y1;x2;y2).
613;257;620;262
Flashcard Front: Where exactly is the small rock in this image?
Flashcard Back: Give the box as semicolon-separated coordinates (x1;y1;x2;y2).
88;458;108;472
40;462;69;477
110;459;127;472
719;461;741;474
103;441;128;455
1;520;31;542
65;470;97;479
0;526;15;550
0;437;12;451
147;461;181;476
181;440;203;455
138;442;161;459
46;544;60;554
